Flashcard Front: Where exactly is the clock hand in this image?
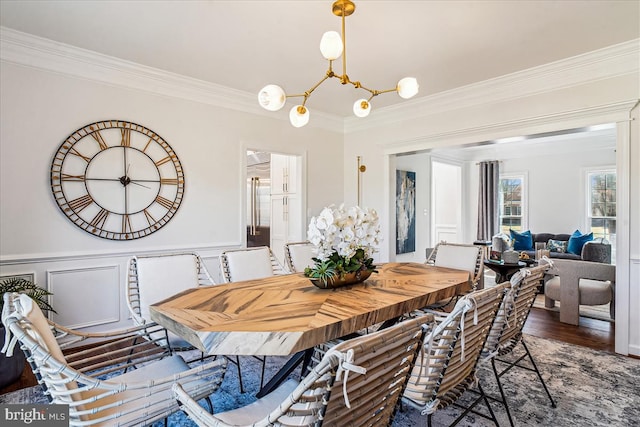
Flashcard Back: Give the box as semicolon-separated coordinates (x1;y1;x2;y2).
123;147;128;177
129;181;151;189
85;177;153;188
128;178;162;183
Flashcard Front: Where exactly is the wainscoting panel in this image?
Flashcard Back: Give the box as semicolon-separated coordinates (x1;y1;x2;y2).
47;265;120;329
434;224;458;243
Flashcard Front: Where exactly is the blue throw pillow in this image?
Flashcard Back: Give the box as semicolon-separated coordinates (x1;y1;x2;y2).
567;230;593;255
510;229;533;251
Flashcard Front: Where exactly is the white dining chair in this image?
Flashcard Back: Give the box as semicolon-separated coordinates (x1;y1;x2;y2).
283;241;316;273
219;246;289;282
426;242;484;290
218;246;288;388
126;252;247;392
126;252;215;350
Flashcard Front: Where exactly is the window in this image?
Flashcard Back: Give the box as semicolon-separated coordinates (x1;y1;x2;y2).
587;169;616;245
499;174;526;234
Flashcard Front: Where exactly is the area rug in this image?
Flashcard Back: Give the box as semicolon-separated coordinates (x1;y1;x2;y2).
2;335;638;426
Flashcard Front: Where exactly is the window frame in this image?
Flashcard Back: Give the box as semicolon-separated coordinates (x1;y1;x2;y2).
584;166;616;243
498;172;528;234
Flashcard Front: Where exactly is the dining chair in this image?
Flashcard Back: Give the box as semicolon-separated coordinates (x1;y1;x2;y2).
219;246;289;282
420;241;485;311
218;246;288;389
126;252;216;350
403;284;507;427
173;314;433;427
481;262;556;426
426;241;485;290
126;252;247;392
283;240;316;273
2;292;226;427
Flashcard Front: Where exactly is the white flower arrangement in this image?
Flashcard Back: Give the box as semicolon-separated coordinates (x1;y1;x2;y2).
305;204;381;284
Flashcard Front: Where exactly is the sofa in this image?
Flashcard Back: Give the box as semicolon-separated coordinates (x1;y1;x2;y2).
494;231;612;264
527;233;611;263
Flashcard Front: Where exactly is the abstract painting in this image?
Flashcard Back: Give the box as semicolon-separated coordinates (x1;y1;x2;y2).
396;170;416;254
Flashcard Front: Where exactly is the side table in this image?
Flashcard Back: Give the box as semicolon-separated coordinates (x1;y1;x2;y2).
483;260;526;284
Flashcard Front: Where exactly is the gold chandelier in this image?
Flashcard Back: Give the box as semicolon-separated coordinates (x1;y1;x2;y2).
258;0;419;127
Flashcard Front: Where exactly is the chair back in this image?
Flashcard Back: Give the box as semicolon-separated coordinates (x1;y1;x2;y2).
174;315;431;427
126;252;215;349
219;246;287;282
284;241;316;273
403;284;506;414
427;242;484;290
484;263;549;356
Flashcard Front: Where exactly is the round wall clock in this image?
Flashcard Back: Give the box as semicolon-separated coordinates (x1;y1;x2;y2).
50;120;185;240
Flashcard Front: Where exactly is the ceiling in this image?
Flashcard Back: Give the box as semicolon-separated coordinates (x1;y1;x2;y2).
1;1;638;119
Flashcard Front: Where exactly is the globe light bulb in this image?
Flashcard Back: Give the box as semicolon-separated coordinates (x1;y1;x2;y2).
320;31;343;60
353;99;371;118
258;85;286;111
289;105;310;127
397;77;419;99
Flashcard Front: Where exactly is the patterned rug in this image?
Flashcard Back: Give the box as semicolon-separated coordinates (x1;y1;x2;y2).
2;334;638;426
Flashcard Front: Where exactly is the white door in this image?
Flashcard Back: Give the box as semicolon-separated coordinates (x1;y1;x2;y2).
431;160;462;244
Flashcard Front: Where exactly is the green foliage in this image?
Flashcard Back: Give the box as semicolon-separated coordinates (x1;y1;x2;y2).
304;248;376;285
0;277;56;314
304;260;338;285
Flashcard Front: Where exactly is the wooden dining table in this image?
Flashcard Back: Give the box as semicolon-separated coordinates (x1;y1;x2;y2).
149;262;470;357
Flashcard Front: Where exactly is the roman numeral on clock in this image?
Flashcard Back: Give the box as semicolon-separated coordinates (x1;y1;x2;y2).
155;196;175;210
68;194;94;212
90;130;109;151
90;208;109;229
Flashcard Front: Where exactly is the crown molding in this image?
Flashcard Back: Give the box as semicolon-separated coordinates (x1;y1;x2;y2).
346;38;640;133
381;100;638;155
0;27;345;133
1;27;636;136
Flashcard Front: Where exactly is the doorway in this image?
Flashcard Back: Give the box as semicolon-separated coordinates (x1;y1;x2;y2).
246;150;303;263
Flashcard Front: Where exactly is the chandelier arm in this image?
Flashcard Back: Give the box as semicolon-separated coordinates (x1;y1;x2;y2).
341;3;347;80
257;1;417;127
373;87;400;95
302;73;333;100
351;83;398;97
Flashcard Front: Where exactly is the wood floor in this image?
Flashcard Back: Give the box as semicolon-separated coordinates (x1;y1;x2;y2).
524;306;615;353
0;306;617;396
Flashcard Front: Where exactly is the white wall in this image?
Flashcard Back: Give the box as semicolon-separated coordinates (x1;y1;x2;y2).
502;150;616;233
343;42;639;355
0;60;344;331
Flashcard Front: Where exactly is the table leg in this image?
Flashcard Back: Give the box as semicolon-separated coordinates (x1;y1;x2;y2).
256;349;311;398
